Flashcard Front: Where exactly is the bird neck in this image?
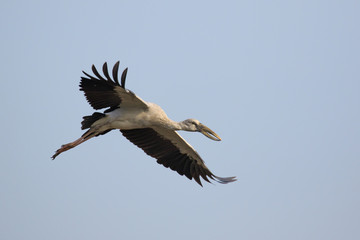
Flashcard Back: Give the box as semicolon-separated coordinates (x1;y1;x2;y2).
159;119;193;131
163;119;187;131
169;120;183;131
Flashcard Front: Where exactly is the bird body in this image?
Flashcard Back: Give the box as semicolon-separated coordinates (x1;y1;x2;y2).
109;103;173;129
52;61;236;186
87;102;181;132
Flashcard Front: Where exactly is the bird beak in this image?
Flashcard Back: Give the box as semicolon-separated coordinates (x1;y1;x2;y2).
199;124;222;141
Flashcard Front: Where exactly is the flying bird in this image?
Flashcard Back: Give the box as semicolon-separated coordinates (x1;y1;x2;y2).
52;61;236;186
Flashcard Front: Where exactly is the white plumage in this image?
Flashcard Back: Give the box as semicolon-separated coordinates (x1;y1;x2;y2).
52;61;236;186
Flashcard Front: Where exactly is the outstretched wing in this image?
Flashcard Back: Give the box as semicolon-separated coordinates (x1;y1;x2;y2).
121;127;236;186
79;61;148;112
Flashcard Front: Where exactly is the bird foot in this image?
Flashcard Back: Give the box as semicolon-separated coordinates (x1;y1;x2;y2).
51;143;75;159
51;137;86;160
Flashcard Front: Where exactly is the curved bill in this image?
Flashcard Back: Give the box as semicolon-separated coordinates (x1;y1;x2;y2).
199;124;222;141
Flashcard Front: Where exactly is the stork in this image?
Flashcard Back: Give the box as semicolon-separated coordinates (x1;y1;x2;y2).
52;61;236;186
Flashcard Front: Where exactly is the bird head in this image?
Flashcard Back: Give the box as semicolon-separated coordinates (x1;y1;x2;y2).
182;119;222;141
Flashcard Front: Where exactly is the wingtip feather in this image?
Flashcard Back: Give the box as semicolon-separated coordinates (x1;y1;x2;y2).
92;64;105;81
214;176;237;184
102;62;112;81
121;68;128;88
112;61;120;85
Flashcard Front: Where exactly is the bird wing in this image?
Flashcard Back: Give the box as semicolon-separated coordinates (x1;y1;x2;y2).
79;61;148;111
120;127;236;186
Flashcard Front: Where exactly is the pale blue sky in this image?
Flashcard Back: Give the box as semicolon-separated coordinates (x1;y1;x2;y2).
1;0;359;239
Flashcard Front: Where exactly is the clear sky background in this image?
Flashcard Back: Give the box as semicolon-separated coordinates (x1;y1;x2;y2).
1;0;359;239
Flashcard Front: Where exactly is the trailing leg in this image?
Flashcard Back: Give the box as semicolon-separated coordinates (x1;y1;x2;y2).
51;130;95;159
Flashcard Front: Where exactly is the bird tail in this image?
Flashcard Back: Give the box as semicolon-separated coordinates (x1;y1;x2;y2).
81;112;106;130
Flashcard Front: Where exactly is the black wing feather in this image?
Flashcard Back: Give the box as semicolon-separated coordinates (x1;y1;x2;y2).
91;64;106;81
102;62;112;81
121;68;128;88
79;62;128;110
120;128;236;186
112;61;120;85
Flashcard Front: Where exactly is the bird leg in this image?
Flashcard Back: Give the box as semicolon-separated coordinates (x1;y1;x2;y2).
51;131;94;160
